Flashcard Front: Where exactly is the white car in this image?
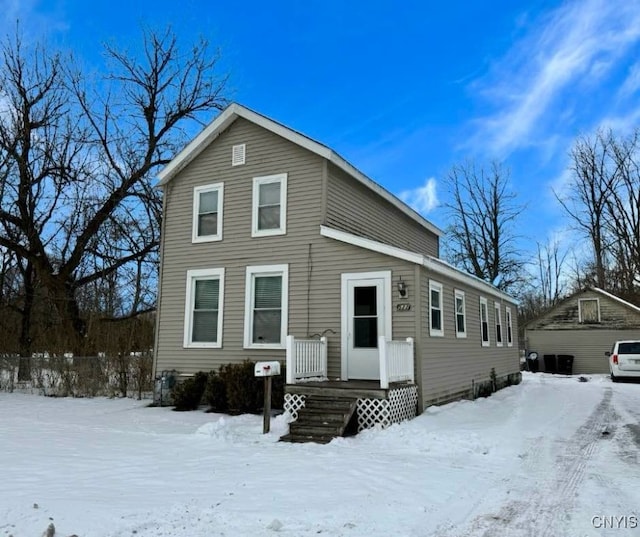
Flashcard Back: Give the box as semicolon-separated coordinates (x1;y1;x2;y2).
606;340;640;382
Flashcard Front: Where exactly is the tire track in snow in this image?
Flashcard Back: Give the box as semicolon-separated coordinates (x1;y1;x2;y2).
466;388;615;537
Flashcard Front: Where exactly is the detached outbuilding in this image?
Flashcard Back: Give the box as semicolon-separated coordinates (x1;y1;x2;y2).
523;287;640;374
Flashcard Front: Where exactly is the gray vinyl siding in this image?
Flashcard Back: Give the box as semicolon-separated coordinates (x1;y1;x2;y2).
155;117;326;374
291;238;417;379
325;163;438;257
418;268;520;408
525;329;640;374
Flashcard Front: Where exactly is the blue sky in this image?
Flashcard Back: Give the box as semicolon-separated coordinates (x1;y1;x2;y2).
5;0;640;259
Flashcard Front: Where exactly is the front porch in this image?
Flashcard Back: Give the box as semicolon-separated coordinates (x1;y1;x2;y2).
283;335;419;438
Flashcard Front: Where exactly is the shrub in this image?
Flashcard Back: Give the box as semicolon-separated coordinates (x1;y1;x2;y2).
204;370;228;412
219;360;262;413
201;360;286;414
172;371;208;411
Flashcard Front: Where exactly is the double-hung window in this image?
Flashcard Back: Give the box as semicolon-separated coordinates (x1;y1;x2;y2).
252;173;287;236
192;183;223;242
244;264;288;348
495;302;503;347
184;268;224;347
505;306;513;347
454;289;466;338
480;297;490;347
429;280;444;337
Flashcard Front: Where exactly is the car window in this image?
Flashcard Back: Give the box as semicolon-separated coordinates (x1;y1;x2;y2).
618;342;640;354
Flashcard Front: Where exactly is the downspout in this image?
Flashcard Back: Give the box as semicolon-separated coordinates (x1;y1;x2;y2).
152;183;169;383
413;262;424;414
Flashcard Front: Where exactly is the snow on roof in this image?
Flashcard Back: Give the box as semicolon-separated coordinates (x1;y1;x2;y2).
592;287;640;314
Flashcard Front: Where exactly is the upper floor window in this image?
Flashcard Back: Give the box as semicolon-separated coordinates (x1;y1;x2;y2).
480;297;490;347
578;298;600;323
183;268;224;348
244;264;289;348
429;280;444;337
506;306;513;347
192;183;223;243
454;289;466;338
252;173;287;237
495;302;503;347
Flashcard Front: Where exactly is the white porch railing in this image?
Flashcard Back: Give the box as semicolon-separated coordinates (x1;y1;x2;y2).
379;336;415;389
286;335;328;384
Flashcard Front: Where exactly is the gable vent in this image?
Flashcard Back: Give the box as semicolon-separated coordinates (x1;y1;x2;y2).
232;143;246;166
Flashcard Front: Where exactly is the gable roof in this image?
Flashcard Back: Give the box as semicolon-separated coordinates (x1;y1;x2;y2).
522;286;640;330
320;225;515;303
157;102;442;237
591;287;640;314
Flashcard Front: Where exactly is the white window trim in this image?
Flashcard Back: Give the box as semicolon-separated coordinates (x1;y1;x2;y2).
454;289;467;339
244;264;289;349
506;306;513;347
429;280;444;337
192;183;224;243
480;296;490;347
578;298;601;323
183;268;225;348
251;173;287;237
495;302;503;347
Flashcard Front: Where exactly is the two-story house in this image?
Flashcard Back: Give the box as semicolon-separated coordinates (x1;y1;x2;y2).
153;103;521;441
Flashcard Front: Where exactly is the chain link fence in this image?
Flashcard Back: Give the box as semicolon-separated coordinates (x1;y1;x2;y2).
0;354;153;399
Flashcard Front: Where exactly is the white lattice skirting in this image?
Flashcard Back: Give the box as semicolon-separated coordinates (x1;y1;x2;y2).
284;393;306;420
284;385;418;431
357;386;418;431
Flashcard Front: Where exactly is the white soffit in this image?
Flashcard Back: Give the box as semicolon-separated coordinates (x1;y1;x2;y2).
320;225;516;303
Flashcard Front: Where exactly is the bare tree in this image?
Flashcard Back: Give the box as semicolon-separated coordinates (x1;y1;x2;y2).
559;128;640;300
535;238;567;308
0;28;228;358
556;129;619;289
443;160;524;292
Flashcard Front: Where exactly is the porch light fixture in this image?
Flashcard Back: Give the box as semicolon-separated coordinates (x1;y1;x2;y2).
397;278;408;299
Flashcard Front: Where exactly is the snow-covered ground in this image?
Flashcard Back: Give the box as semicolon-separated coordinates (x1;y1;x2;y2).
1;373;639;537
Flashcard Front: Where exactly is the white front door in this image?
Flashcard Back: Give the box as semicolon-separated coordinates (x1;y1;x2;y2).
341;272;392;380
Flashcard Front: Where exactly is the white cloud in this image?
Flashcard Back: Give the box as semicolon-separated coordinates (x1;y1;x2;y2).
0;0;68;42
618;62;640;99
398;177;438;215
469;0;640;155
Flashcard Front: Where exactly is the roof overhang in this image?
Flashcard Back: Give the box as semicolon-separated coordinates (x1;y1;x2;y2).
320;225;516;303
158;103;442;238
592;287;640;314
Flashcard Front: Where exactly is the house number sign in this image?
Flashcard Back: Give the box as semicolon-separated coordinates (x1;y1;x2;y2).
396;303;412;312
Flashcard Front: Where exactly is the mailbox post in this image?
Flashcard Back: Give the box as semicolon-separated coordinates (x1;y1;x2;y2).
254;361;281;434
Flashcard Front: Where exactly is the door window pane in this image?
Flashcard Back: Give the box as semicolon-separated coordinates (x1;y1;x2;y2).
353;285;377;348
355;286;377;316
354;318;377;348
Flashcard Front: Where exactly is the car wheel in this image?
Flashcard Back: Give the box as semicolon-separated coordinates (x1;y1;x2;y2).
611;373;619;383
